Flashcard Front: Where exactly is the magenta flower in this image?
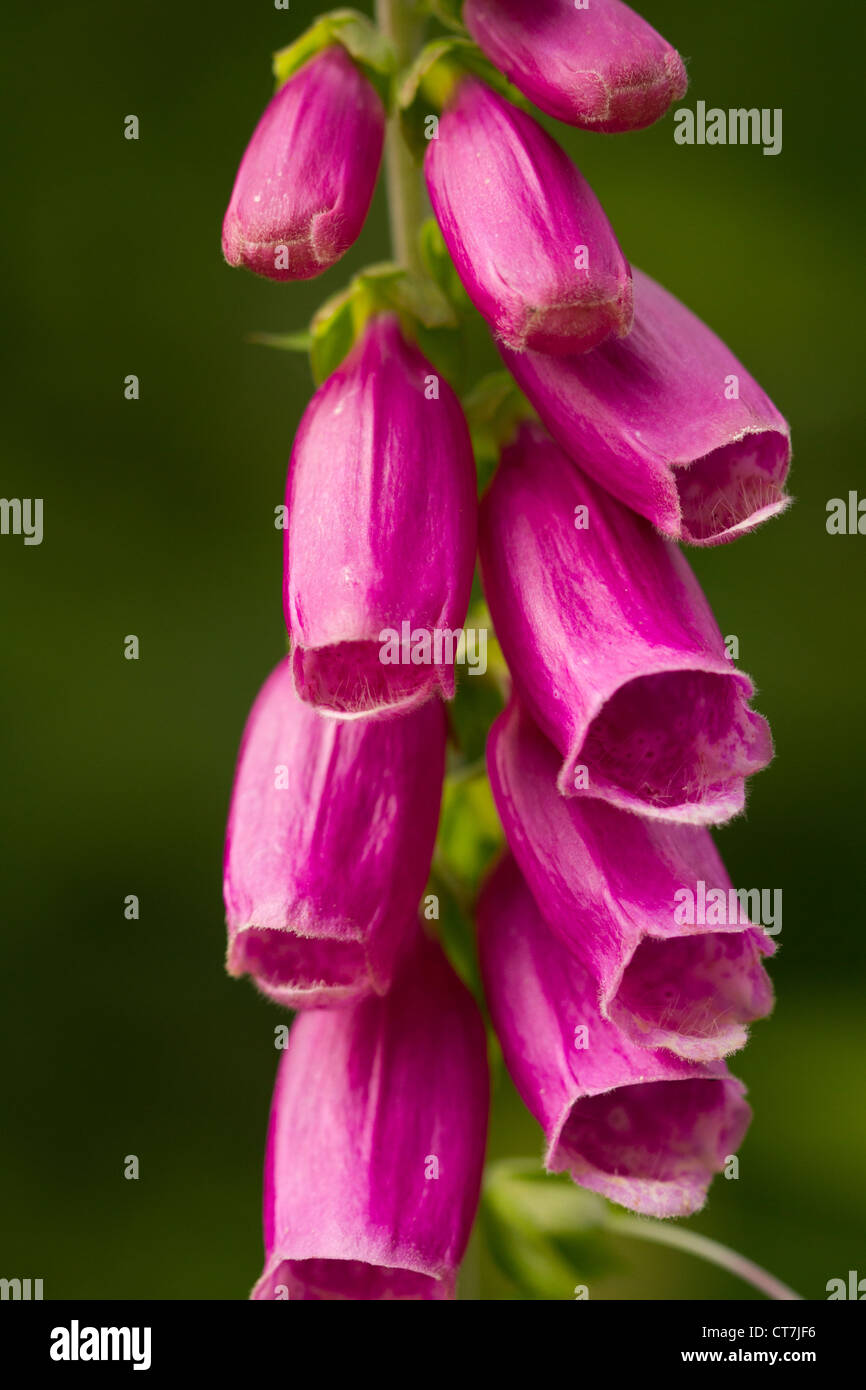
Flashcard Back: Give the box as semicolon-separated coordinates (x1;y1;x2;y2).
223;657;445;1007
284;314;477;718
251;927;489;1299
464;0;687;133
502;267;792;544
478;854;752;1218
222;47;385;281
425;77;633;355
488;699;775;1061
479;423;772;823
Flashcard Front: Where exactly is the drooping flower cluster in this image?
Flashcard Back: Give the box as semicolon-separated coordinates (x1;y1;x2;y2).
221;0;791;1299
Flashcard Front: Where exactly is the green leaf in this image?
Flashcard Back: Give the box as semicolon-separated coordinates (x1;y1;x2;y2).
425;0;467;33
482;1161;621;1300
431;877;481;1000
272;9;396;106
245;330;313;353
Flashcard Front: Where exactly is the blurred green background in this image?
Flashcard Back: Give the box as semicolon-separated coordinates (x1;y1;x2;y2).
1;0;863;1299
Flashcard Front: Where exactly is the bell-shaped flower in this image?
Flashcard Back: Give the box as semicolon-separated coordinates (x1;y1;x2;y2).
488;699;775;1061
478;854;751;1218
425;77;632;355
284;314;477;718
464;0;687;133
479;424;772;823
222;46;385;281
224;657;445;1007
501;268;791;544
480;422;772;822
251;927;489;1299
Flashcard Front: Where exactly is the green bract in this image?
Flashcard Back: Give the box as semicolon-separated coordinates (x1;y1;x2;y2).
273;8;396;107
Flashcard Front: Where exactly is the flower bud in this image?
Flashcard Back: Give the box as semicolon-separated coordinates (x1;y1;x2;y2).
222;47;385;281
251;927;489;1299
224;657;445;1007
488;699;775;1062
464;0;687;133
425;78;632;355
284;314;477;718
501;267;792;544
478;424;772;823
478;854;751;1218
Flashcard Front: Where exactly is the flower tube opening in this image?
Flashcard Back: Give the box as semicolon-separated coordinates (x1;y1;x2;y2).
253;1257;450;1301
567;667;773;822
610;928;774;1062
291;638;454;720
676;431;792;545
553;1076;750;1219
227;926;384;1009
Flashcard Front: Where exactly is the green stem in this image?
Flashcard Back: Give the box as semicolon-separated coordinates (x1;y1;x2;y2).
609;1216;802;1301
376;0;427;271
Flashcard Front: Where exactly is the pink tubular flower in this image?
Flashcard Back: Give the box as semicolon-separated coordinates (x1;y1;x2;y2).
251;927;489;1299
502;267;792;544
223;657;445;1007
425;77;633;355
464;0;687;134
478;424;772;823
478;854;751;1218
488;700;775;1062
284;314;477;719
222;47;385;281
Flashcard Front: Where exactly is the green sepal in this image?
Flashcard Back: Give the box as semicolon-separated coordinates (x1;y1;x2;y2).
418;216;469;311
397;35;531;157
482;1161;622;1300
308;285;360;384
409;218;505;394
272;9;396;108
303;262;457;383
